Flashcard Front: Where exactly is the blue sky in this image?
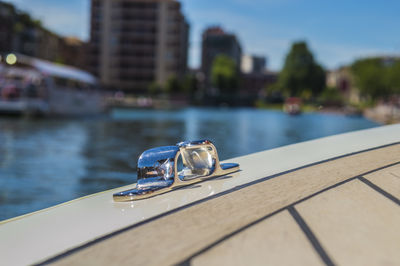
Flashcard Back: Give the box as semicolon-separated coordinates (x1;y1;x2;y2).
5;0;400;70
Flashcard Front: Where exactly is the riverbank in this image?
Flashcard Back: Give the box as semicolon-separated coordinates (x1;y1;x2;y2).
256;101;400;125
256;102;363;117
364;104;400;124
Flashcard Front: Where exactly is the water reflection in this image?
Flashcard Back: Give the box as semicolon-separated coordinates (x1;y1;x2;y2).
0;108;379;220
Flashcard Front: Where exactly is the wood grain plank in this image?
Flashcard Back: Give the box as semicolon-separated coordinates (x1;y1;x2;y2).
296;179;400;266
364;164;400;199
191;210;323;266
52;145;400;266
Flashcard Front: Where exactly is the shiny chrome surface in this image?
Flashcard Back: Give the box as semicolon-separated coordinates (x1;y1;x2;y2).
113;140;240;201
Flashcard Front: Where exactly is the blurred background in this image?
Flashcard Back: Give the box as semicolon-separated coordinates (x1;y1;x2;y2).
0;0;399;221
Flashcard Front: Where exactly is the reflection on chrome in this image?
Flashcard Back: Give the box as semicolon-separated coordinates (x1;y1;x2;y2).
113;140;239;202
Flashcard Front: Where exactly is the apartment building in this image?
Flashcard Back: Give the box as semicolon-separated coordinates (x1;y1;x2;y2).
89;0;189;92
201;26;242;87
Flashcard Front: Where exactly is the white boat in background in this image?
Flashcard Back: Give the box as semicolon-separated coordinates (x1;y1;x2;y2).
283;97;302;115
0;53;104;116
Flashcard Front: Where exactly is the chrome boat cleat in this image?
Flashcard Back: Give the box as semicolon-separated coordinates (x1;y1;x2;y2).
113;140;240;201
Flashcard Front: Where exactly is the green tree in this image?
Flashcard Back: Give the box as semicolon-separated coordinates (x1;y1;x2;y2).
390;60;400;95
318;86;345;106
165;75;182;94
351;58;396;100
148;82;162;95
278;41;325;97
182;74;198;95
211;55;238;94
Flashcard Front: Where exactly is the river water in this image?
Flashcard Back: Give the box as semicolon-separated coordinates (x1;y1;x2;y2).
0;108;379;221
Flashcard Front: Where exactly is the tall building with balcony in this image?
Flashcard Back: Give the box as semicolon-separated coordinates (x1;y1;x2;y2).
89;0;189;92
201;26;242;87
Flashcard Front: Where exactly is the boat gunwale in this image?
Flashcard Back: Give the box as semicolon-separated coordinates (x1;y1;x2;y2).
38;141;400;265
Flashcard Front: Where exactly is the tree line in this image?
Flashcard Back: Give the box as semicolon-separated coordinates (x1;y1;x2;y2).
352;57;400;100
148;41;400;105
